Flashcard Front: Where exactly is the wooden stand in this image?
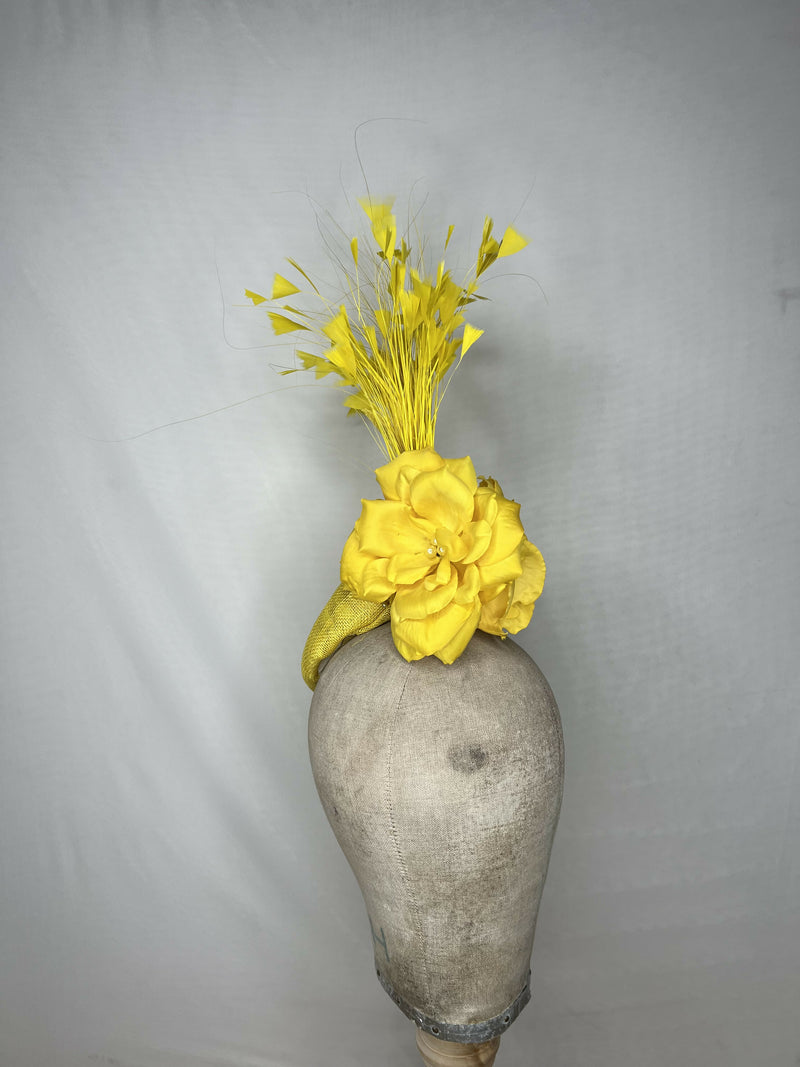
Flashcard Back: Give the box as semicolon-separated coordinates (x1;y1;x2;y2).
416;1028;501;1067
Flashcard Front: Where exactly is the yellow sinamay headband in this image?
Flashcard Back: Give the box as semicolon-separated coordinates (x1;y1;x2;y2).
248;199;545;689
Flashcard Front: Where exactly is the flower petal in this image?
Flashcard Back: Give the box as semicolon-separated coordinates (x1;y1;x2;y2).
478;494;524;565
340;528;370;597
394;570;458;620
453;562;481;604
375;449;444;502
433;556;451;585
472;486;498;526
434;601;482;664
410;468;474;532
461;519;492;564
361;557;397;601
443;455;478;495
478;584;511;635
391;599;477;660
357;499;433;557
341;531;397;601
477;549;523;588
435;527;467;561
387;552;435;585
499;539;546;634
391;631;427;662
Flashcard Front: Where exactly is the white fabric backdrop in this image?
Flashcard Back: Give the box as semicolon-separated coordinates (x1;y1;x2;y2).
2;2;799;1065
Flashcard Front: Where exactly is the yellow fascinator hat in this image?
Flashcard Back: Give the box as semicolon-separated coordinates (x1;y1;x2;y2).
248;199;545;689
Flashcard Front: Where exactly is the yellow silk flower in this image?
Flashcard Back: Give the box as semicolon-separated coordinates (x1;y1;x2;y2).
341;449;546;663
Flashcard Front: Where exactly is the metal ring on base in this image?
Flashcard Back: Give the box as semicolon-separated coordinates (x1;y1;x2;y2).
376;969;532;1043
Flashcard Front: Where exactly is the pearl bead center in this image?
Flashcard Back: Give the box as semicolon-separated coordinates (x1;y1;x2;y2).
426;538;446;558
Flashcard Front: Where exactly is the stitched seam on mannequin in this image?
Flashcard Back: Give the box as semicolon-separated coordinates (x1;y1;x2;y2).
384;662;431;1006
544;674;566;809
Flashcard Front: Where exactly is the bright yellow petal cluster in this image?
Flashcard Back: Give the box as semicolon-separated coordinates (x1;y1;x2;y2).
340;449;545;663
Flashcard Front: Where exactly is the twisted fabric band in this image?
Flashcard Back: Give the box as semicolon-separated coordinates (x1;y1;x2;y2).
301;584;391;690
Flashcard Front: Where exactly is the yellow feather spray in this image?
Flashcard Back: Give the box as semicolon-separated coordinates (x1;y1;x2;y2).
248;200;528;460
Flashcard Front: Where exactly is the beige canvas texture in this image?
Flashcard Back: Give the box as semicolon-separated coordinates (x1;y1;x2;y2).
309;624;564;1032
